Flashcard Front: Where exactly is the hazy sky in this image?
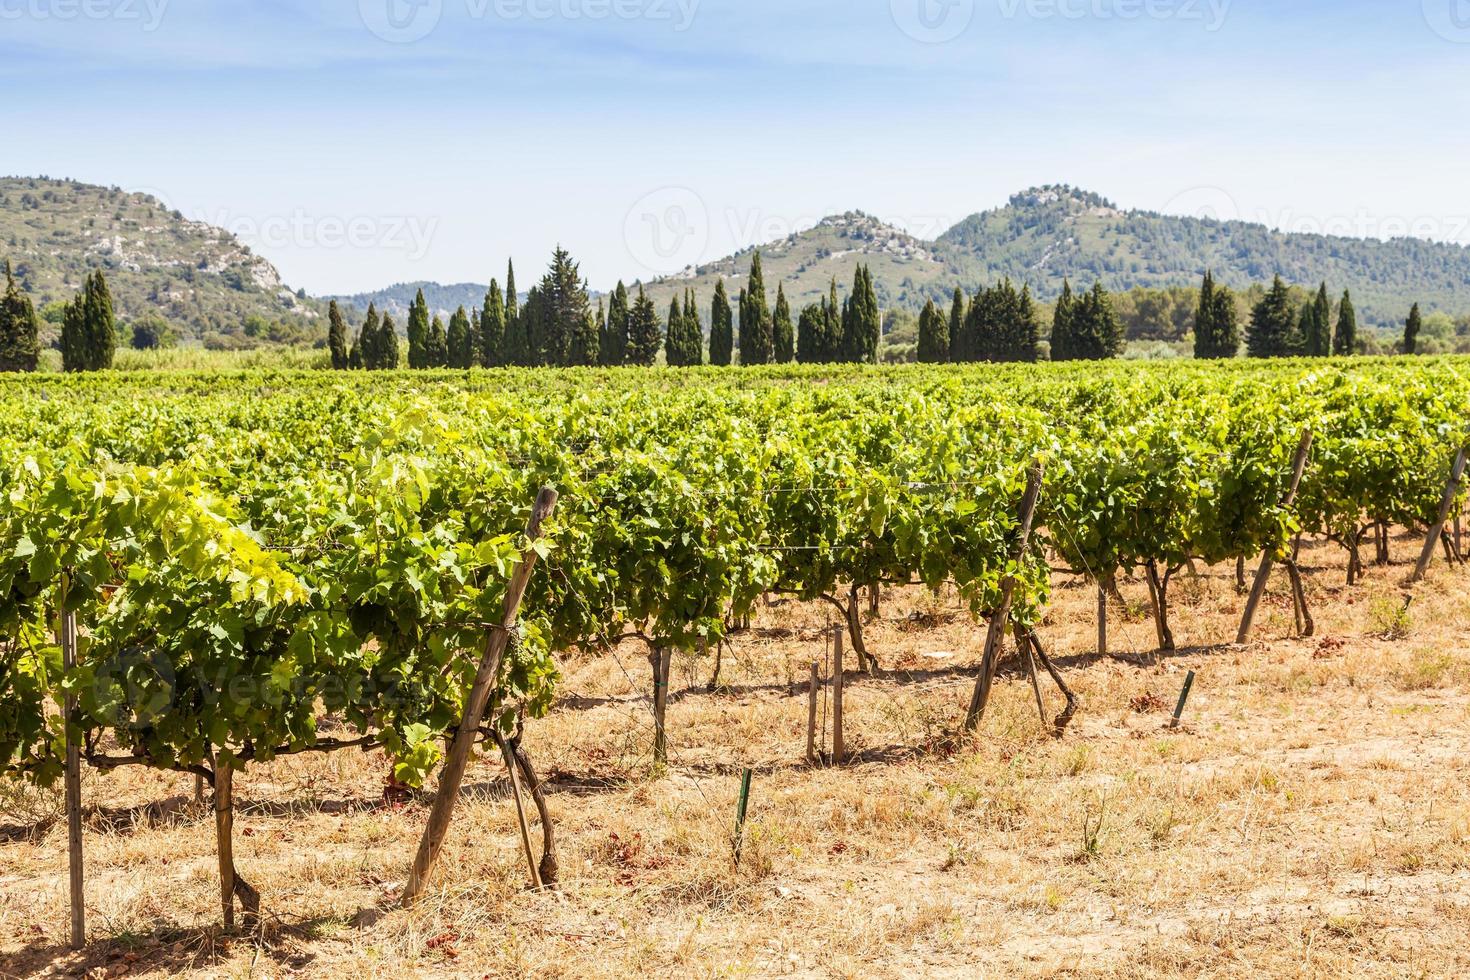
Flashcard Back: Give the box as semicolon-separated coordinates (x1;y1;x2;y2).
5;0;1470;294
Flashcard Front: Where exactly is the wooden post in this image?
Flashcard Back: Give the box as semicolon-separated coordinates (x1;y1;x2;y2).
1096;583;1107;657
652;645;672;766
805;661;820;765
832;628;845;765
500;740;543;891
965;461;1046;732
733;768;753;866
60;604;84;950
1237;431;1313;644
1170;671;1197;729
215;765;235;929
1413;445;1469;583
403;487;558;906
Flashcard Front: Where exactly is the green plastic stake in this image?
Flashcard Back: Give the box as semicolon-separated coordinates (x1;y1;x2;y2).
733;768;753;866
1170;671;1197;729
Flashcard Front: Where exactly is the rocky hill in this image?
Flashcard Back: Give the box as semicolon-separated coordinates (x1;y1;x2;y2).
0;177;319;345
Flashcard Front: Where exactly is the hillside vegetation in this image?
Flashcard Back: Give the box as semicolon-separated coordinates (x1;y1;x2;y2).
0;177;319;346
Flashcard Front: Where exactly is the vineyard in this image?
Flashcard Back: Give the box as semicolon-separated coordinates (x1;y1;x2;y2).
4;357;1470;976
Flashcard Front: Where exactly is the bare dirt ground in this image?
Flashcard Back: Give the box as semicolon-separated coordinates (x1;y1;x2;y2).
4;535;1470;979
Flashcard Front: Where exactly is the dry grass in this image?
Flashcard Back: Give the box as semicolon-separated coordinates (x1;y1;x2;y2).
5;537;1470;978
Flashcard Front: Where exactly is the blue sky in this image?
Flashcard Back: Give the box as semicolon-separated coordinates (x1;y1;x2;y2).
5;0;1469;294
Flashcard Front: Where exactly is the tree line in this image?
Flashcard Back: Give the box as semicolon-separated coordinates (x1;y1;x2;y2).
0;248;1437;372
328;247;884;370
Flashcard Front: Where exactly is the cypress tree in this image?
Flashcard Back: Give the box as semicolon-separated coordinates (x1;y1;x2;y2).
84;271;116;370
959;285;989;362
1404;303;1422;355
1194;271;1217;360
479;280;505;367
627;285;662;366
60;293;87;372
796;304;823;363
917;298;948;363
350;304;374;370
824;278;843;362
773;283;794;363
947;287;966;363
709;280;734;366
1313;283;1333;356
1211;284;1239;357
378;314;400;369
1247;276;1297;359
0;260;40;373
1017;284;1040;363
603;281;630;366
1334;290;1358;356
1298;301;1317;356
841;265;880;363
406;289;430;368
517;287;544;367
1050;280;1075;361
739;251;774;364
594;300;608;365
568;307;599;366
684;289;704;366
427;314;448;367
665;294;685;366
328;299;349;370
446;306;471;368
503;261;525;366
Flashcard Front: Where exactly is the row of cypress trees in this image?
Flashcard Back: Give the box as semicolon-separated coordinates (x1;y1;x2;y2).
319;243;1397;371
1245;275;1358;359
334;245;886;371
915;279;1120;363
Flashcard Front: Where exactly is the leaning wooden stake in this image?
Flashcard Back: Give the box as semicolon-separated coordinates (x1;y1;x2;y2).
805;661;820;765
500;739;543;890
1413;445;1469;583
59;603;84;950
832;628;845;765
1237;431;1313;644
965;461;1046;732
403;487;558;906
